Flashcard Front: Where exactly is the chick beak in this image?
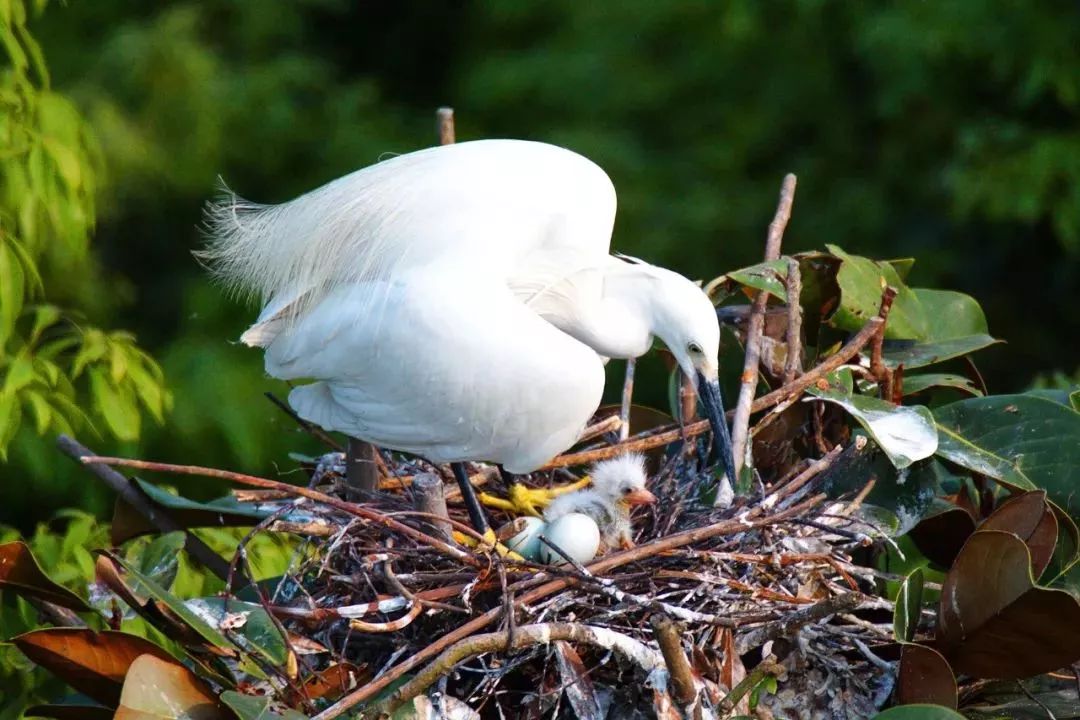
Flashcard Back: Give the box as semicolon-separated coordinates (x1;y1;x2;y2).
624;488;657;506
696;370;738;483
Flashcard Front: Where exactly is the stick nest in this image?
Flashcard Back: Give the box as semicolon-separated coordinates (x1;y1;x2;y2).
241;437;897;719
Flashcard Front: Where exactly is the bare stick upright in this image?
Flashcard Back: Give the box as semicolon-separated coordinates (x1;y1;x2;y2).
345;437;379;500
437;107;455;146
728;174;798;481
412;472;453;542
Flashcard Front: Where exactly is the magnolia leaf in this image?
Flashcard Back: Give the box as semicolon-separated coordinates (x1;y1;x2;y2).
219;692;309;720
14;629;175;706
185;598;289;667
112;479;273;544
720;258;792;302
883;334;1002;370
0;541;92;611
893;568;925;643
938;530;1080;678
933;395;1080;515
114;654;228;720
896;643;957;709
901;373;983;397
555;640;603;720
827;245;927;339
807;369;938;469
981;492;1058;579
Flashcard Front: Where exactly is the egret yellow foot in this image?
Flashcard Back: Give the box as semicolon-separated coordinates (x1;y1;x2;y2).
478;476;592;517
451;528;525;561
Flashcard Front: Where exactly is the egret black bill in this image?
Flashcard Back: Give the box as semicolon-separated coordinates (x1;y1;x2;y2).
696;371;737;484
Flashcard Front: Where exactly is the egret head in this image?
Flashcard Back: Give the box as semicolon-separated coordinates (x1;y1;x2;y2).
640;264;737;481
590;454;655;508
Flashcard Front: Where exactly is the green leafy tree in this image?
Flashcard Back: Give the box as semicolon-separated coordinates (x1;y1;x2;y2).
0;1;170;459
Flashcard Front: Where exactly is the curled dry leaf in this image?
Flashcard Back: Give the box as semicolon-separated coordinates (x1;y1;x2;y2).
0;541;93;611
114;654;229;720
13;628;176;707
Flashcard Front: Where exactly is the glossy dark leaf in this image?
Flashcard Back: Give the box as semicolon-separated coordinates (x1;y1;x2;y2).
14;629;176;706
893;569;925;643
896;643;957;708
981;491;1058;578
871;704;965;719
933;395;1080;516
0;541;93;612
827;245;927;339
901;373;982;398
939;530;1080;678
909;500;978;568
184;598;289;667
220;692;309;720
882;334;1002;370
112;479;272;544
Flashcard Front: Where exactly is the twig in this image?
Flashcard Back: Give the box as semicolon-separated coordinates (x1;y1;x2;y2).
264;392;343;451
542;316;882;469
869;286;898;400
345;437;380;499
730;174;797;478
315;492;827;719
576;414;623;444
412;473;452;542
783;257;803;384
371;623;665;716
650;615;699;713
56;435;232;581
77;455;485;569
735;592;867;653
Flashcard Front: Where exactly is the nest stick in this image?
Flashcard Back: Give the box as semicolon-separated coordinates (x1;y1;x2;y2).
542;316;882;469
783;257;804;384
56;435;232;582
730;174;798;478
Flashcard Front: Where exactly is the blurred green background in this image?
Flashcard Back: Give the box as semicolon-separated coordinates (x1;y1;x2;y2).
3;0;1078;530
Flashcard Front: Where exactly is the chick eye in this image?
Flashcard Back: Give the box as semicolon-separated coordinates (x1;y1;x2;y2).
622;487;632;495
687;342;703;355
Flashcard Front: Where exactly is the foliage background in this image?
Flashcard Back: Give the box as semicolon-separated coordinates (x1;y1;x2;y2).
2;0;1079;529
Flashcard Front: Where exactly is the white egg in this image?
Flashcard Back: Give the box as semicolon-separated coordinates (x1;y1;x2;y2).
538;512;600;566
502;516;546;561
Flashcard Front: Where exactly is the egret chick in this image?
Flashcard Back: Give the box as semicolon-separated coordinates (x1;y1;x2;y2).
543;454;655;550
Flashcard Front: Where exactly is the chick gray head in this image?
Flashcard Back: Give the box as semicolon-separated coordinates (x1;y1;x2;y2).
589;453;656;509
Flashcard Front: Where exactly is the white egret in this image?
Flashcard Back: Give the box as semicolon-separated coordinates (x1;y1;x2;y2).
201;139;735;536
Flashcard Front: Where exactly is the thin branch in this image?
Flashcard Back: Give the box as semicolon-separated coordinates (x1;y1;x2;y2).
56;435;232;582
730;174;798;478
783;257;803;385
542;316;882;468
77;454;485;569
869;285;898;400
650;615;699;711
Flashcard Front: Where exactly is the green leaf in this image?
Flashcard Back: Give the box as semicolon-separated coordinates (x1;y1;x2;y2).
184;598;289;667
722;258;791;302
111;479;274;544
913;288;989;341
883;334;1002;370
893;568;925;643
902;373;983;397
220;692;309;720
4;353;35;394
99;551;237;652
87;366;140;441
827;245;927;339
933;395;1080;515
807;368;938;469
127;532;186;597
0;237;25;346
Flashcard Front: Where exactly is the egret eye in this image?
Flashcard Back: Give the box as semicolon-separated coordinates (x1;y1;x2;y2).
687;342;703;355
